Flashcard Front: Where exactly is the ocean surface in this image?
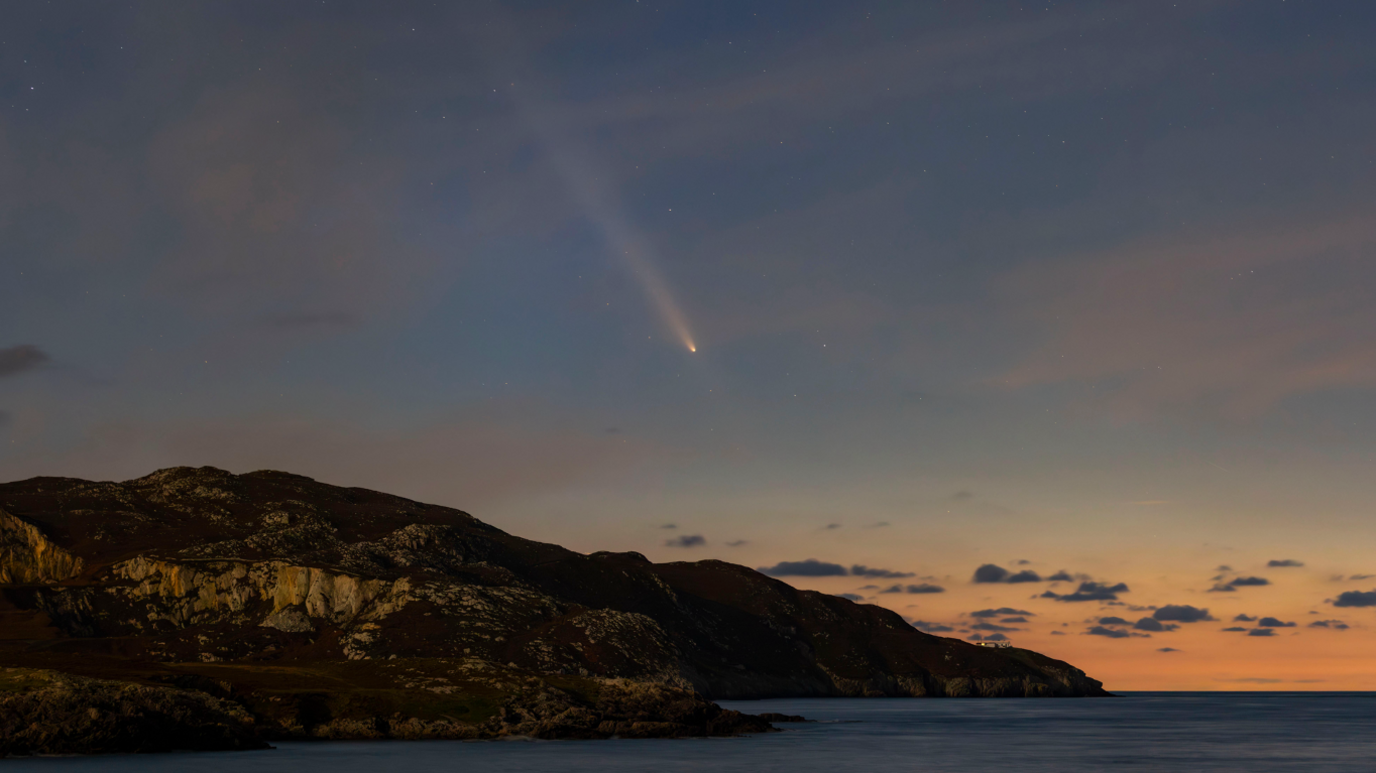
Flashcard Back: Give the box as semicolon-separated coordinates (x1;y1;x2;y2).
8;693;1376;772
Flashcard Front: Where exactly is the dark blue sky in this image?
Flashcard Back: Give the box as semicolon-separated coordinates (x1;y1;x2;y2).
3;1;1376;686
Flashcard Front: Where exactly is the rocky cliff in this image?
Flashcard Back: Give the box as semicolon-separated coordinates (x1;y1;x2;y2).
0;466;1108;754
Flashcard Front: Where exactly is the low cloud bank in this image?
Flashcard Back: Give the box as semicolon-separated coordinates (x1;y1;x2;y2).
757;559;915;578
880;583;945;594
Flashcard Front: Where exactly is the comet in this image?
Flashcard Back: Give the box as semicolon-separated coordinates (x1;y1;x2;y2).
505;85;699;354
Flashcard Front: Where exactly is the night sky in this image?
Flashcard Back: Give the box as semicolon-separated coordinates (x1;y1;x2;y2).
3;1;1376;690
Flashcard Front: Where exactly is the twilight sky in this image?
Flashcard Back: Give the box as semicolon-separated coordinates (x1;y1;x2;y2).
3;1;1376;690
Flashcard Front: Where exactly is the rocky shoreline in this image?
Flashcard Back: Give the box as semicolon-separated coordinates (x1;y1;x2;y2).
1;664;780;756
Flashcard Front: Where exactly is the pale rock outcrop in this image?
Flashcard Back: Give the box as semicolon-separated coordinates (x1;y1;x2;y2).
259;605;314;633
0;510;83;584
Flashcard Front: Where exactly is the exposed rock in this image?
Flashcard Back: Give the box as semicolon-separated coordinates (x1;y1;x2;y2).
476;678;771;739
260;606;314;633
757;712;810;723
0;510;83;584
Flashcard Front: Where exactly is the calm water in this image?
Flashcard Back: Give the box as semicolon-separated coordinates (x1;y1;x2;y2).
8;693;1376;771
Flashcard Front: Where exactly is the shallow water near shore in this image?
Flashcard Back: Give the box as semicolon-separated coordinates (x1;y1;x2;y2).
8;693;1375;771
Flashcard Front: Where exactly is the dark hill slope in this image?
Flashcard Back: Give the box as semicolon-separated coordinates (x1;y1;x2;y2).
0;466;1107;703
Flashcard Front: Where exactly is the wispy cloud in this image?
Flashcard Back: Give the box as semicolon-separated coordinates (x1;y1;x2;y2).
0;345;48;378
997;214;1376;420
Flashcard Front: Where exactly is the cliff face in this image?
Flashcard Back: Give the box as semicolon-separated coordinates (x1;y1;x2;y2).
0;466;1108;753
0;510;83;584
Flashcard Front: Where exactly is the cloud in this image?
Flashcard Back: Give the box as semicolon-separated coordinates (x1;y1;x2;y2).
910;620;954;633
0;407;673;512
757;559;848;577
664;535;705;548
1086;626;1131;639
0;345;48;378
882;583;945;594
754;561;919;579
1233;614;1257;622
1257;617;1295;628
1152;605;1214;623
1132;617;1176;632
1308;620;1349;630
724;540;748;547
1044;581;1130;602
972;564;1042;584
851;565;916;579
970;608;1034;619
971;622;1019;632
1332;589;1376;608
1210;576;1271;592
1267;559;1304;568
1218;678;1283;684
1157;647;1181;652
1349;574;1375;581
1247;628;1277;637
1221;627;1248;632
973;564;1011;583
659;523;677;529
1000;616;1028;623
822;523;842;530
1098;617;1132;626
1046;570;1077;582
138;82;453;320
835;593;864;602
995;213;1376;420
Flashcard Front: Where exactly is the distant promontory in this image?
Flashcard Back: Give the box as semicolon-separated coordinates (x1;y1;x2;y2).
0;467;1108;755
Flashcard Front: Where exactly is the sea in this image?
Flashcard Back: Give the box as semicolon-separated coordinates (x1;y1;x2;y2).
7;693;1376;771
